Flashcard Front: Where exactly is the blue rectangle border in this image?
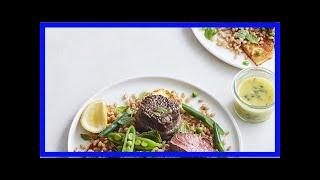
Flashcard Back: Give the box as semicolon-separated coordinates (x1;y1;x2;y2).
40;22;280;158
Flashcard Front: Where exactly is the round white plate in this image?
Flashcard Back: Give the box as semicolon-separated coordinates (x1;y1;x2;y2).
192;28;275;71
68;76;243;152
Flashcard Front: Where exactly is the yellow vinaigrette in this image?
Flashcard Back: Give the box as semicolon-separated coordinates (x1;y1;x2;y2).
238;77;274;107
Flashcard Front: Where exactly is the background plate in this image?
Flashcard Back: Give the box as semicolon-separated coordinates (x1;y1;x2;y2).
192;28;275;71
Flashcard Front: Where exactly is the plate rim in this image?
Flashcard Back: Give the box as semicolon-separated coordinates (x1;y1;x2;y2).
67;76;243;152
191;28;274;70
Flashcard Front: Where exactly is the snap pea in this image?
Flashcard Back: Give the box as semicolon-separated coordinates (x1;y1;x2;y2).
141;141;148;147
126;141;133;146
98;111;133;137
135;139;141;146
182;103;225;135
107;132;125;143
107;132;162;151
151;147;159;152
134;137;163;151
122;125;136;152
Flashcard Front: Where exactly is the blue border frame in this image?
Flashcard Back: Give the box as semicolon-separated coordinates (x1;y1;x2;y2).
40;22;280;158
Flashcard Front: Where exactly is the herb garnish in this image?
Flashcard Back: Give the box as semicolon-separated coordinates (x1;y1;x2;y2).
153;106;172;116
203;28;217;40
234;29;260;44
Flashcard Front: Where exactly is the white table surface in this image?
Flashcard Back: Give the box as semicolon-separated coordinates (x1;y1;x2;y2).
45;28;275;152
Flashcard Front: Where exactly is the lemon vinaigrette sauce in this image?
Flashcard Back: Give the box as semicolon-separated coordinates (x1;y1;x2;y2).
238;77;274;107
232;67;274;123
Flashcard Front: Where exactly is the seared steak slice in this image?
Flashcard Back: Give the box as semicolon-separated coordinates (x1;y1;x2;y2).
169;133;214;152
135;95;181;139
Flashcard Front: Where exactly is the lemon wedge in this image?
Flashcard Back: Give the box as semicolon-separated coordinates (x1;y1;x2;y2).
80;100;108;133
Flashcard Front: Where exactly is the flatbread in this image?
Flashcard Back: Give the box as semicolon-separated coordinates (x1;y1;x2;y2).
242;37;274;65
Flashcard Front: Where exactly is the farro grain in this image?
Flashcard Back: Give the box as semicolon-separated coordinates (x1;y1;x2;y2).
93;139;99;146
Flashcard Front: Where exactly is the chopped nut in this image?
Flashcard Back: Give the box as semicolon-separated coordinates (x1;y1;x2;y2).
200;104;209;111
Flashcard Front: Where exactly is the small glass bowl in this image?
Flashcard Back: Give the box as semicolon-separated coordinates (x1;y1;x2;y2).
232;67;274;123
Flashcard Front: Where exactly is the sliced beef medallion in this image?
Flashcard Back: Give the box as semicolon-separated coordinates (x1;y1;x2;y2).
169;133;214;152
135;95;181;140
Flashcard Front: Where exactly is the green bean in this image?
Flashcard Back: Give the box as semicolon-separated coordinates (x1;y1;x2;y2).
213;123;225;152
182;103;225;135
98;111;133;137
122;126;136;152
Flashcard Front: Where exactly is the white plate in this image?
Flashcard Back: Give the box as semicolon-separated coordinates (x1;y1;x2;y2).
192;28;275;71
68;76;243;152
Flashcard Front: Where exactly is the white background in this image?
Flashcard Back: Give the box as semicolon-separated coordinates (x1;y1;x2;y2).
45;28;275;152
